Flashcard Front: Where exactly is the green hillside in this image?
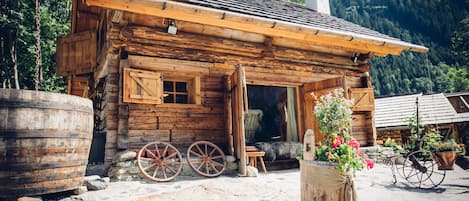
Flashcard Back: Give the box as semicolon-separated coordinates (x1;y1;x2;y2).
331;0;469;96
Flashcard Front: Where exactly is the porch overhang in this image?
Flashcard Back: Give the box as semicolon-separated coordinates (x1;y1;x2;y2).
85;0;428;57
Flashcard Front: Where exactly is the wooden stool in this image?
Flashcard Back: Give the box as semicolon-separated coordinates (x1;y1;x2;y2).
246;151;268;174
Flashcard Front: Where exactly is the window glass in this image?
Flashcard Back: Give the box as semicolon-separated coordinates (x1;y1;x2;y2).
176;94;188;104
163;80;189;104
175;82;188;92
164;81;173;92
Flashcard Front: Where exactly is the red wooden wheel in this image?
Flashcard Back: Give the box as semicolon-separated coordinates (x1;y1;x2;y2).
186;141;226;177
137;142;183;182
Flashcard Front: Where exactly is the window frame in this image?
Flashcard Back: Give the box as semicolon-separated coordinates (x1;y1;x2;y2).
162;75;201;105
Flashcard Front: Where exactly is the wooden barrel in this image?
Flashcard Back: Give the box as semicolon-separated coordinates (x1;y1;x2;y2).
0;89;93;198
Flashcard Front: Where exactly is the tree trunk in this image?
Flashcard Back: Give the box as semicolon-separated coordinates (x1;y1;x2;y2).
34;0;42;90
11;39;19;89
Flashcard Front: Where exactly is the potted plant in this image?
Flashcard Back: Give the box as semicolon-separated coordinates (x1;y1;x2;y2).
299;89;373;201
432;139;464;170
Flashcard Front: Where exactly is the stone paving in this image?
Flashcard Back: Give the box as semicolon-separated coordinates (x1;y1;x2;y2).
67;164;468;201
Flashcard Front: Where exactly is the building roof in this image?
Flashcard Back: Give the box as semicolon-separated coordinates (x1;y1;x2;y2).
85;0;428;55
181;0;395;40
375;93;469;128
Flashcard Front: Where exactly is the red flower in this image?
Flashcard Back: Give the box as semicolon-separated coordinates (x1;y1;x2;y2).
332;136;344;147
348;139;360;150
365;158;374;169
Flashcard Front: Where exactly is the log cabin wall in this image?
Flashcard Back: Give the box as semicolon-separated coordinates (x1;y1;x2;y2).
68;6;376;163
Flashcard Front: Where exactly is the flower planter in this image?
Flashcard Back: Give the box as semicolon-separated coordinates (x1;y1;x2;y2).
432;151;458;170
300;160;356;201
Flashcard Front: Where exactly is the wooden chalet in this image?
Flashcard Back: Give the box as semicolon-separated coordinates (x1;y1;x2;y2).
375;93;469;145
57;0;428;175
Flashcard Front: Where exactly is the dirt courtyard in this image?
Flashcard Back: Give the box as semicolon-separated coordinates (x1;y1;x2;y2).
74;164;468;201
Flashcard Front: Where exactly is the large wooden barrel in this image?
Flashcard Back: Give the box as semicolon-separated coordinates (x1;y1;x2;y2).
0;89;93;198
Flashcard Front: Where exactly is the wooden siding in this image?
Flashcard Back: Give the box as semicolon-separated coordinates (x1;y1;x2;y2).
66;7;378;163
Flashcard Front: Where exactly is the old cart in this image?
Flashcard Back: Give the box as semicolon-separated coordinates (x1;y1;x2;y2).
384;97;461;189
136;141;227;182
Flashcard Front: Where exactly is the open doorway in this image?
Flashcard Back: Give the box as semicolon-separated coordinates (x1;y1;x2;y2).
245;85;301;164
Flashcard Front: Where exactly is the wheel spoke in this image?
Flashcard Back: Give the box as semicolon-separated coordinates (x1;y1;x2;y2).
152;166;160;178
190;150;203;158
143;162;158;171
165;152;178;160
162;145;169;157
209;162;220;173
205;161;209;174
162;166;168;179
208;148;217;157
155;144;162;158
140;157;154;161
210;155;224;160
145;148;157;159
196;144;205;156
166;165;177;174
212;160;224;167
205;143;208;156
197;160;205;171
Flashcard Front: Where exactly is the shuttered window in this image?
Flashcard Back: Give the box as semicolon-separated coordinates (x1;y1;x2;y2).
123;68;201;105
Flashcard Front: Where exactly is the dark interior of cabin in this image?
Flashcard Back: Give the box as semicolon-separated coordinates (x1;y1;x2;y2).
246;85;287;145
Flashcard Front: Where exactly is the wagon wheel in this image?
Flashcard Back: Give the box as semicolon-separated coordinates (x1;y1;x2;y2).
400;151;446;189
137;141;183;182
186;141;226;177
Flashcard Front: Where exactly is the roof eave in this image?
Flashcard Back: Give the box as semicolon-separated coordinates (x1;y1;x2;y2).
85;0;429;55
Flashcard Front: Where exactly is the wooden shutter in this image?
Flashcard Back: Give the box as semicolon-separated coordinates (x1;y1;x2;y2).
349;88;375;111
301;76;345;143
68;75;90;98
123;68;163;104
56;31;97;76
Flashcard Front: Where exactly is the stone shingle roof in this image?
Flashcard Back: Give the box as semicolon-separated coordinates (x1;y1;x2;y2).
179;0;398;41
375;93;469;128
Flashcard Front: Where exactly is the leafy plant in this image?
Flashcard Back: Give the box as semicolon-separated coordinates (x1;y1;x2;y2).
383;137;403;154
312;89;373;173
435;139;464;153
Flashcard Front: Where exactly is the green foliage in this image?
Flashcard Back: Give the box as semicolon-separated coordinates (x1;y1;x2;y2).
1;0;70;92
313;88;353;140
435;139;464;153
383;137;403;154
329;0;469;95
313;89;370;173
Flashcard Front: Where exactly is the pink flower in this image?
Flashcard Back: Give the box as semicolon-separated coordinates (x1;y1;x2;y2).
332;136;344;148
348;139;360;150
365;158;374;169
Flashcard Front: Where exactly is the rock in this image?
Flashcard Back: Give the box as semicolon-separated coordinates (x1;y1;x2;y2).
84;175;101;182
113;150;137;163
226;155;236;163
102;177;110;183
73;186;88;195
17;197;42;201
246;166;258;177
85;176;109;191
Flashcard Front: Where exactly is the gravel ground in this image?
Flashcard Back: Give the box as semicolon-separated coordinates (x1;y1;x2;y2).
73;164;468;201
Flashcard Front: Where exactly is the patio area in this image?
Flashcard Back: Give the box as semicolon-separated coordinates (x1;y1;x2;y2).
66;164;468;201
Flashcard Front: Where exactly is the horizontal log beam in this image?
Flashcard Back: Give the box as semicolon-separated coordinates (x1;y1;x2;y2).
85;0;428;56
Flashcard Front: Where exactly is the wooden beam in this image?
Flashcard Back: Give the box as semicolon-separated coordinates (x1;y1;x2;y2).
85;0;427;56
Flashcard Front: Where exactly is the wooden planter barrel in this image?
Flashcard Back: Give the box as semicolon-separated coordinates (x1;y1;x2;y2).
300;160;357;201
0;89;93;198
432;151;458;170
